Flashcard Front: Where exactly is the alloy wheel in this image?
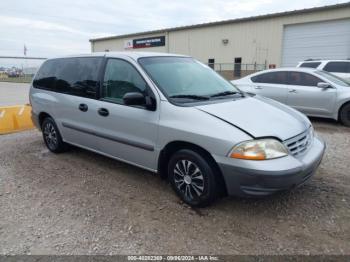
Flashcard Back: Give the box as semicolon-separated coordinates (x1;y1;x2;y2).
43;122;58;150
173;159;204;201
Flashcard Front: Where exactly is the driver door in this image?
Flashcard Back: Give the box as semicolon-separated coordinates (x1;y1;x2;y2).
286;71;337;117
93;58;160;170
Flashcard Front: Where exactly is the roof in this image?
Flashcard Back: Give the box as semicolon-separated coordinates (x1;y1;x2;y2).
300;59;350;62
233;67;321;80
266;67;318;72
244;67;320;76
48;51;189;60
106;51;189;60
90;2;350;42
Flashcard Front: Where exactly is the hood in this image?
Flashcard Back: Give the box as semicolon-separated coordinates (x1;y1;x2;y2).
195;96;310;141
231;77;249;84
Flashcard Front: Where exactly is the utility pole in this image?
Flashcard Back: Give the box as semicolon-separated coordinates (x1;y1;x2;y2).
24;44;28;78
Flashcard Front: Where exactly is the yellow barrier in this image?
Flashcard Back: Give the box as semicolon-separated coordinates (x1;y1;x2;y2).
0;105;35;134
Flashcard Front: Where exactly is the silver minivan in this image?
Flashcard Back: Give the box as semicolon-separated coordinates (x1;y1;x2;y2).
30;52;325;207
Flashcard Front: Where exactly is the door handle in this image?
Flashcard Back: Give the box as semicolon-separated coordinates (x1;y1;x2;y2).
255;86;263;90
98;108;109;117
78;103;88;112
289;89;297;93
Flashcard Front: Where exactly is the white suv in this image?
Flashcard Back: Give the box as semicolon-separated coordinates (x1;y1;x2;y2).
297;60;350;82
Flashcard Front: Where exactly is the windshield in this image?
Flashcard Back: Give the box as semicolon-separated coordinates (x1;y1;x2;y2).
138;57;241;102
315;70;350;87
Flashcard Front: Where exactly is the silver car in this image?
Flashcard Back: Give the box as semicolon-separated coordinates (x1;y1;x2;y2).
30;52;325;207
232;68;350;126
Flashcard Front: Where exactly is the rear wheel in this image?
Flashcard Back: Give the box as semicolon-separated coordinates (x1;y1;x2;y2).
168;149;218;207
340;103;350;127
41;117;68;153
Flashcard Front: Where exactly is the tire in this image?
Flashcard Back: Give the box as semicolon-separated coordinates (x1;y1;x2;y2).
339;103;350;127
41;117;68;153
167;149;218;207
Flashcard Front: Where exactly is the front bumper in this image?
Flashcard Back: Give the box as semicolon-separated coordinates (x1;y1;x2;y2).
215;137;326;197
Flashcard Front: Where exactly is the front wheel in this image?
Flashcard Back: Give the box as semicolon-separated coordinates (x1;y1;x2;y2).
168;149;218;207
340;103;350;127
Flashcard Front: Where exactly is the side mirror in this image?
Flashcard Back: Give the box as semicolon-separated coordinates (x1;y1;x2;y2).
123;92;146;106
123;92;156;110
317;82;332;89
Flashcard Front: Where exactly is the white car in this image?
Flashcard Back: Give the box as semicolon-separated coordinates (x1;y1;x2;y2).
297;60;350;82
231;67;350;126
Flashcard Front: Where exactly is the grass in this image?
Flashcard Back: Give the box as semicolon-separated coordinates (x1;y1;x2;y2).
0;77;32;83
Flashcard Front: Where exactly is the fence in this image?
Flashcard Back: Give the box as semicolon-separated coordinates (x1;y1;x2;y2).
209;63;266;80
0;57;266;83
0;56;46;83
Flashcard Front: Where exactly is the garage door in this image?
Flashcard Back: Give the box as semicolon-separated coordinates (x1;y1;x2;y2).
282;19;350;67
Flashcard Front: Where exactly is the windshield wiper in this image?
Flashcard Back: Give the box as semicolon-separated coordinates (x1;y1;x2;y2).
210;91;242;98
169;94;210;100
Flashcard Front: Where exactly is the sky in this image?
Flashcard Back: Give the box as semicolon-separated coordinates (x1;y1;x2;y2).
0;0;348;61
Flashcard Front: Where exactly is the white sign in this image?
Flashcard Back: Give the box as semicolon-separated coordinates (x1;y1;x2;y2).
124;40;133;49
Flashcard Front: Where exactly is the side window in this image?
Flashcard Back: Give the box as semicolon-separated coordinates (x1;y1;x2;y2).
33;57;102;98
55;57;102;98
324;62;350;73
299;62;321;69
251;72;287;84
288;72;322;86
102;59;147;104
33;59;58;91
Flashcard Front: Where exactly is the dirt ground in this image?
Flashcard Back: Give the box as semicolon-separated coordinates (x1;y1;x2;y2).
0;118;349;255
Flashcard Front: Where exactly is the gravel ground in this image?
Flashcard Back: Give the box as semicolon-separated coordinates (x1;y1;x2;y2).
0;118;349;255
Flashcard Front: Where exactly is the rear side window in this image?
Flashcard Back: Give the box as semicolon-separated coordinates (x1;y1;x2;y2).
33;57;102;98
251;72;288;84
288;72;322;87
102;59;147;104
323;62;350;73
33;60;58;91
299;62;321;69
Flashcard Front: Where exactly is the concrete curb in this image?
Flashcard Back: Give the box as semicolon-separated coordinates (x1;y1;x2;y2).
0;105;34;134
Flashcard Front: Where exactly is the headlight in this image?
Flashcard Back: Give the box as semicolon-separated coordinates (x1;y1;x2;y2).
229;139;288;160
310;126;315;138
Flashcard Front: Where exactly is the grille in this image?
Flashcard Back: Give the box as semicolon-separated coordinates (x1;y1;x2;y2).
284;128;313;157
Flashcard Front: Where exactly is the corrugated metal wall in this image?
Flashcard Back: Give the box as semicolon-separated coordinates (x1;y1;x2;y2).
91;6;350;67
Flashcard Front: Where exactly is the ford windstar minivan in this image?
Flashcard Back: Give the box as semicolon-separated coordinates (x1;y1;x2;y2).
30;52;326;207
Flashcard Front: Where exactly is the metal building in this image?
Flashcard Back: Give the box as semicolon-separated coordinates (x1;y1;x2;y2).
90;2;350;73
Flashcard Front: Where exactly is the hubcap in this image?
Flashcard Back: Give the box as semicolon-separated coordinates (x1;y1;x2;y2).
173;159;204;201
184;175;192;184
43;122;57;149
